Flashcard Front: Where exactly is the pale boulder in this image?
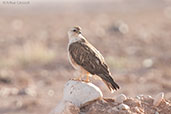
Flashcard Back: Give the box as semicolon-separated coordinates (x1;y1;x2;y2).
63;80;103;106
50;80;103;114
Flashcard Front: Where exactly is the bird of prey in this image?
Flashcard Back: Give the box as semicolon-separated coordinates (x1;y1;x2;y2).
67;26;119;92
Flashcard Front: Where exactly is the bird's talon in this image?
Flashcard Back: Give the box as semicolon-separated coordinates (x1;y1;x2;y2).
71;78;81;81
82;79;90;83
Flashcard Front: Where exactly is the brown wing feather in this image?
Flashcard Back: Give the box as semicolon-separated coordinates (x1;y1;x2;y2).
69;39;120;91
69;40;109;75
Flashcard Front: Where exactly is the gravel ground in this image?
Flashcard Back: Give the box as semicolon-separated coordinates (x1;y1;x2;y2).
0;1;171;114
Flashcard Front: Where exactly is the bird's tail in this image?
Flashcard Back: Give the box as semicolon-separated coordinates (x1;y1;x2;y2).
99;74;119;93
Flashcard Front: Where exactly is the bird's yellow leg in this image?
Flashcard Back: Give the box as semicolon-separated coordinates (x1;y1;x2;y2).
84;72;90;83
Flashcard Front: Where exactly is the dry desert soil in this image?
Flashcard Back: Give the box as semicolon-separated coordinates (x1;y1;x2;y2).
0;0;171;114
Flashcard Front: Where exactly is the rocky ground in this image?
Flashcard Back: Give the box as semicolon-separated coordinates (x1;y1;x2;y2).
74;95;171;114
52;81;171;114
0;0;171;114
80;94;171;114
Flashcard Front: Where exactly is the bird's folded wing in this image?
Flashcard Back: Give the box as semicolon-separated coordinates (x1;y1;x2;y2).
69;40;110;76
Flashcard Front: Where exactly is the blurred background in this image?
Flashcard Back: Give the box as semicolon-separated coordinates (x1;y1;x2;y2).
0;0;171;114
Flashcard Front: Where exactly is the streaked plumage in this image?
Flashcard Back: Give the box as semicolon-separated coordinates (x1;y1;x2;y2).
67;26;119;92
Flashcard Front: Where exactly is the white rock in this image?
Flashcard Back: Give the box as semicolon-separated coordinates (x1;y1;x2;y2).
50;101;79;114
143;58;153;68
63;80;103;106
134;107;141;113
115;94;127;103
145;95;153;99
50;80;103;114
136;94;144;100
136;96;141;100
119;23;129;34
153;92;164;106
118;103;130;110
155;111;159;114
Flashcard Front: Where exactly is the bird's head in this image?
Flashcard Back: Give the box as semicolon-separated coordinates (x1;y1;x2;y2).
68;26;82;38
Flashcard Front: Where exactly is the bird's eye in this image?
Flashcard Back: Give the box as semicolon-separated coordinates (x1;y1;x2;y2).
73;29;76;32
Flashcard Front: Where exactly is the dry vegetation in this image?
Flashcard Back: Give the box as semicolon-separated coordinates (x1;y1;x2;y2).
0;1;171;114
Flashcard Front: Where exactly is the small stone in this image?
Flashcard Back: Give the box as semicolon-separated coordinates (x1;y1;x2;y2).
133;107;141;113
115;94;127;103
118;103;130;110
112;107;119;111
25;87;37;97
136;96;141;100
48;89;55;97
155;111;159;114
146;95;153;99
165;101;169;105
143;95;154;104
118;22;129;34
136;95;144;100
143;95;153;101
143;58;153;68
153;92;164;106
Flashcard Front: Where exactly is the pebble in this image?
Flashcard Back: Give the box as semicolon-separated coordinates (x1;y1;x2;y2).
145;95;153;99
136;96;141;100
118;103;130;110
112;107;119;111
143;58;153;68
153;92;164;106
115;94;127;103
25;87;37;97
144;95;153;101
155;111;159;114
133;107;141;113
136;94;144;100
